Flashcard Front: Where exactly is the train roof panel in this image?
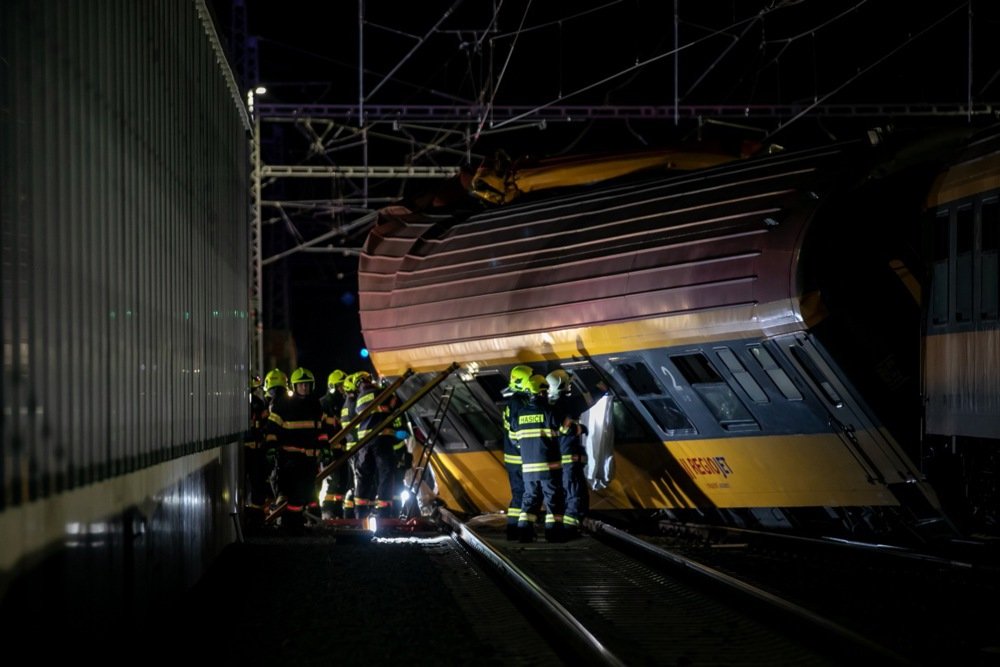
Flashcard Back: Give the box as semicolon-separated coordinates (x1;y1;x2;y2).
358;140;871;375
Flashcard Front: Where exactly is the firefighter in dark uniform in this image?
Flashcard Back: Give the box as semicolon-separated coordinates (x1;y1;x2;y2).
265;367;329;533
502;365;535;540
339;371;368;518
319;369;348;519
262;368;290;503
354;373;403;518
244;373;271;528
390;410;412;512
546;369;589;539
512;374;566;542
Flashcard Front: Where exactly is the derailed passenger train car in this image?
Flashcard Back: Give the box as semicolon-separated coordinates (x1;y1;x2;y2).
359;124;1000;543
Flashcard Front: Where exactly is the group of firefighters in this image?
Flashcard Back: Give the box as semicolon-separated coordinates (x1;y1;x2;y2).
242;362;591;541
244;366;410;533
502;365;590;543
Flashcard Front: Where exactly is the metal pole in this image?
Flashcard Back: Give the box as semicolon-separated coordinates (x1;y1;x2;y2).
673;0;679;127
252;113;264;375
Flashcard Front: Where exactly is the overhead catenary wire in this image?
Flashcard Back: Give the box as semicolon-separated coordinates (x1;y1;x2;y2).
473;0;534;144
483;8;781;135
762;1;969;142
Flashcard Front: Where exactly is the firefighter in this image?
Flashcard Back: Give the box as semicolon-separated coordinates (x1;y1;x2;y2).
244;373;271;529
512;374;565;543
502;365;535;540
261;368;290;502
319;369;349;519
265;367;328;534
339;371;369;519
390;406;413;513
547;369;589;539
354;373;402;518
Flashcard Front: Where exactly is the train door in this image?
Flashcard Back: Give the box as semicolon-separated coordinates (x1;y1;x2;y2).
771;334;919;482
769;333;951;530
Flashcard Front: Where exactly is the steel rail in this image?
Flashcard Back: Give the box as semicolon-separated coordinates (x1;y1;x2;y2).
440;509;626;667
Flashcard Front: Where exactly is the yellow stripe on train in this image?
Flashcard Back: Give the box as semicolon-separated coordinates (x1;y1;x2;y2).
370;300;813;377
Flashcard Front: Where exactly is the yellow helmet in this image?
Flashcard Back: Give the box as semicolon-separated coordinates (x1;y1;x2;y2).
528;374;549;395
343;371;371;393
327;369;346;391
264;368;287;392
508;365;534;392
290;367;315;386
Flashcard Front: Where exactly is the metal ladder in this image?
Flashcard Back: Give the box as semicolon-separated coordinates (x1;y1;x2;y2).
399;382;456;520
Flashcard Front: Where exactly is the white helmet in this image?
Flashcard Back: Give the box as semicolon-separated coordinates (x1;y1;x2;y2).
546;370;571;401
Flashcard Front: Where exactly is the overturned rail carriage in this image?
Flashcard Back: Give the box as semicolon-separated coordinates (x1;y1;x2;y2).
359;129;993;542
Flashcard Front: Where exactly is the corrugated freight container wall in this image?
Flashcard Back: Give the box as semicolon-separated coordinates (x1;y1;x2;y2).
0;0;251;629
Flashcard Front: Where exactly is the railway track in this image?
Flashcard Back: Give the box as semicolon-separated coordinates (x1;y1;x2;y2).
643;520;1000;666
440;511;907;666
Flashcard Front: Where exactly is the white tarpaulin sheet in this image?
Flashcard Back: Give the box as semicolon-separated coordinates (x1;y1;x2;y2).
581;395;615;490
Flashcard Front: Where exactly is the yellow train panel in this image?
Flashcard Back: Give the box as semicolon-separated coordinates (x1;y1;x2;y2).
428;448;509;513
426;431;901;517
663;434;899;508
926;150;1000;207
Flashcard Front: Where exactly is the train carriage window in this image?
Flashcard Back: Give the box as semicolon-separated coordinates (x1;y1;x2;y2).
406;375;500;451
747;345;802;400
931;210;950;326
670;354;758;431
611;401;652;441
451;380;504;445
613;361;695;435
565;361;661;442
565;364;610;408
715;347;768;403
982;199;999;321
789;346;844;408
473;372;508;405
957;205;974;322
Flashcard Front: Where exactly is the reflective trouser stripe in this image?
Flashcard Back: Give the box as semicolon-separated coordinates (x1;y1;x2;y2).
563;515;581;527
281;446;319;456
523;461;561;473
